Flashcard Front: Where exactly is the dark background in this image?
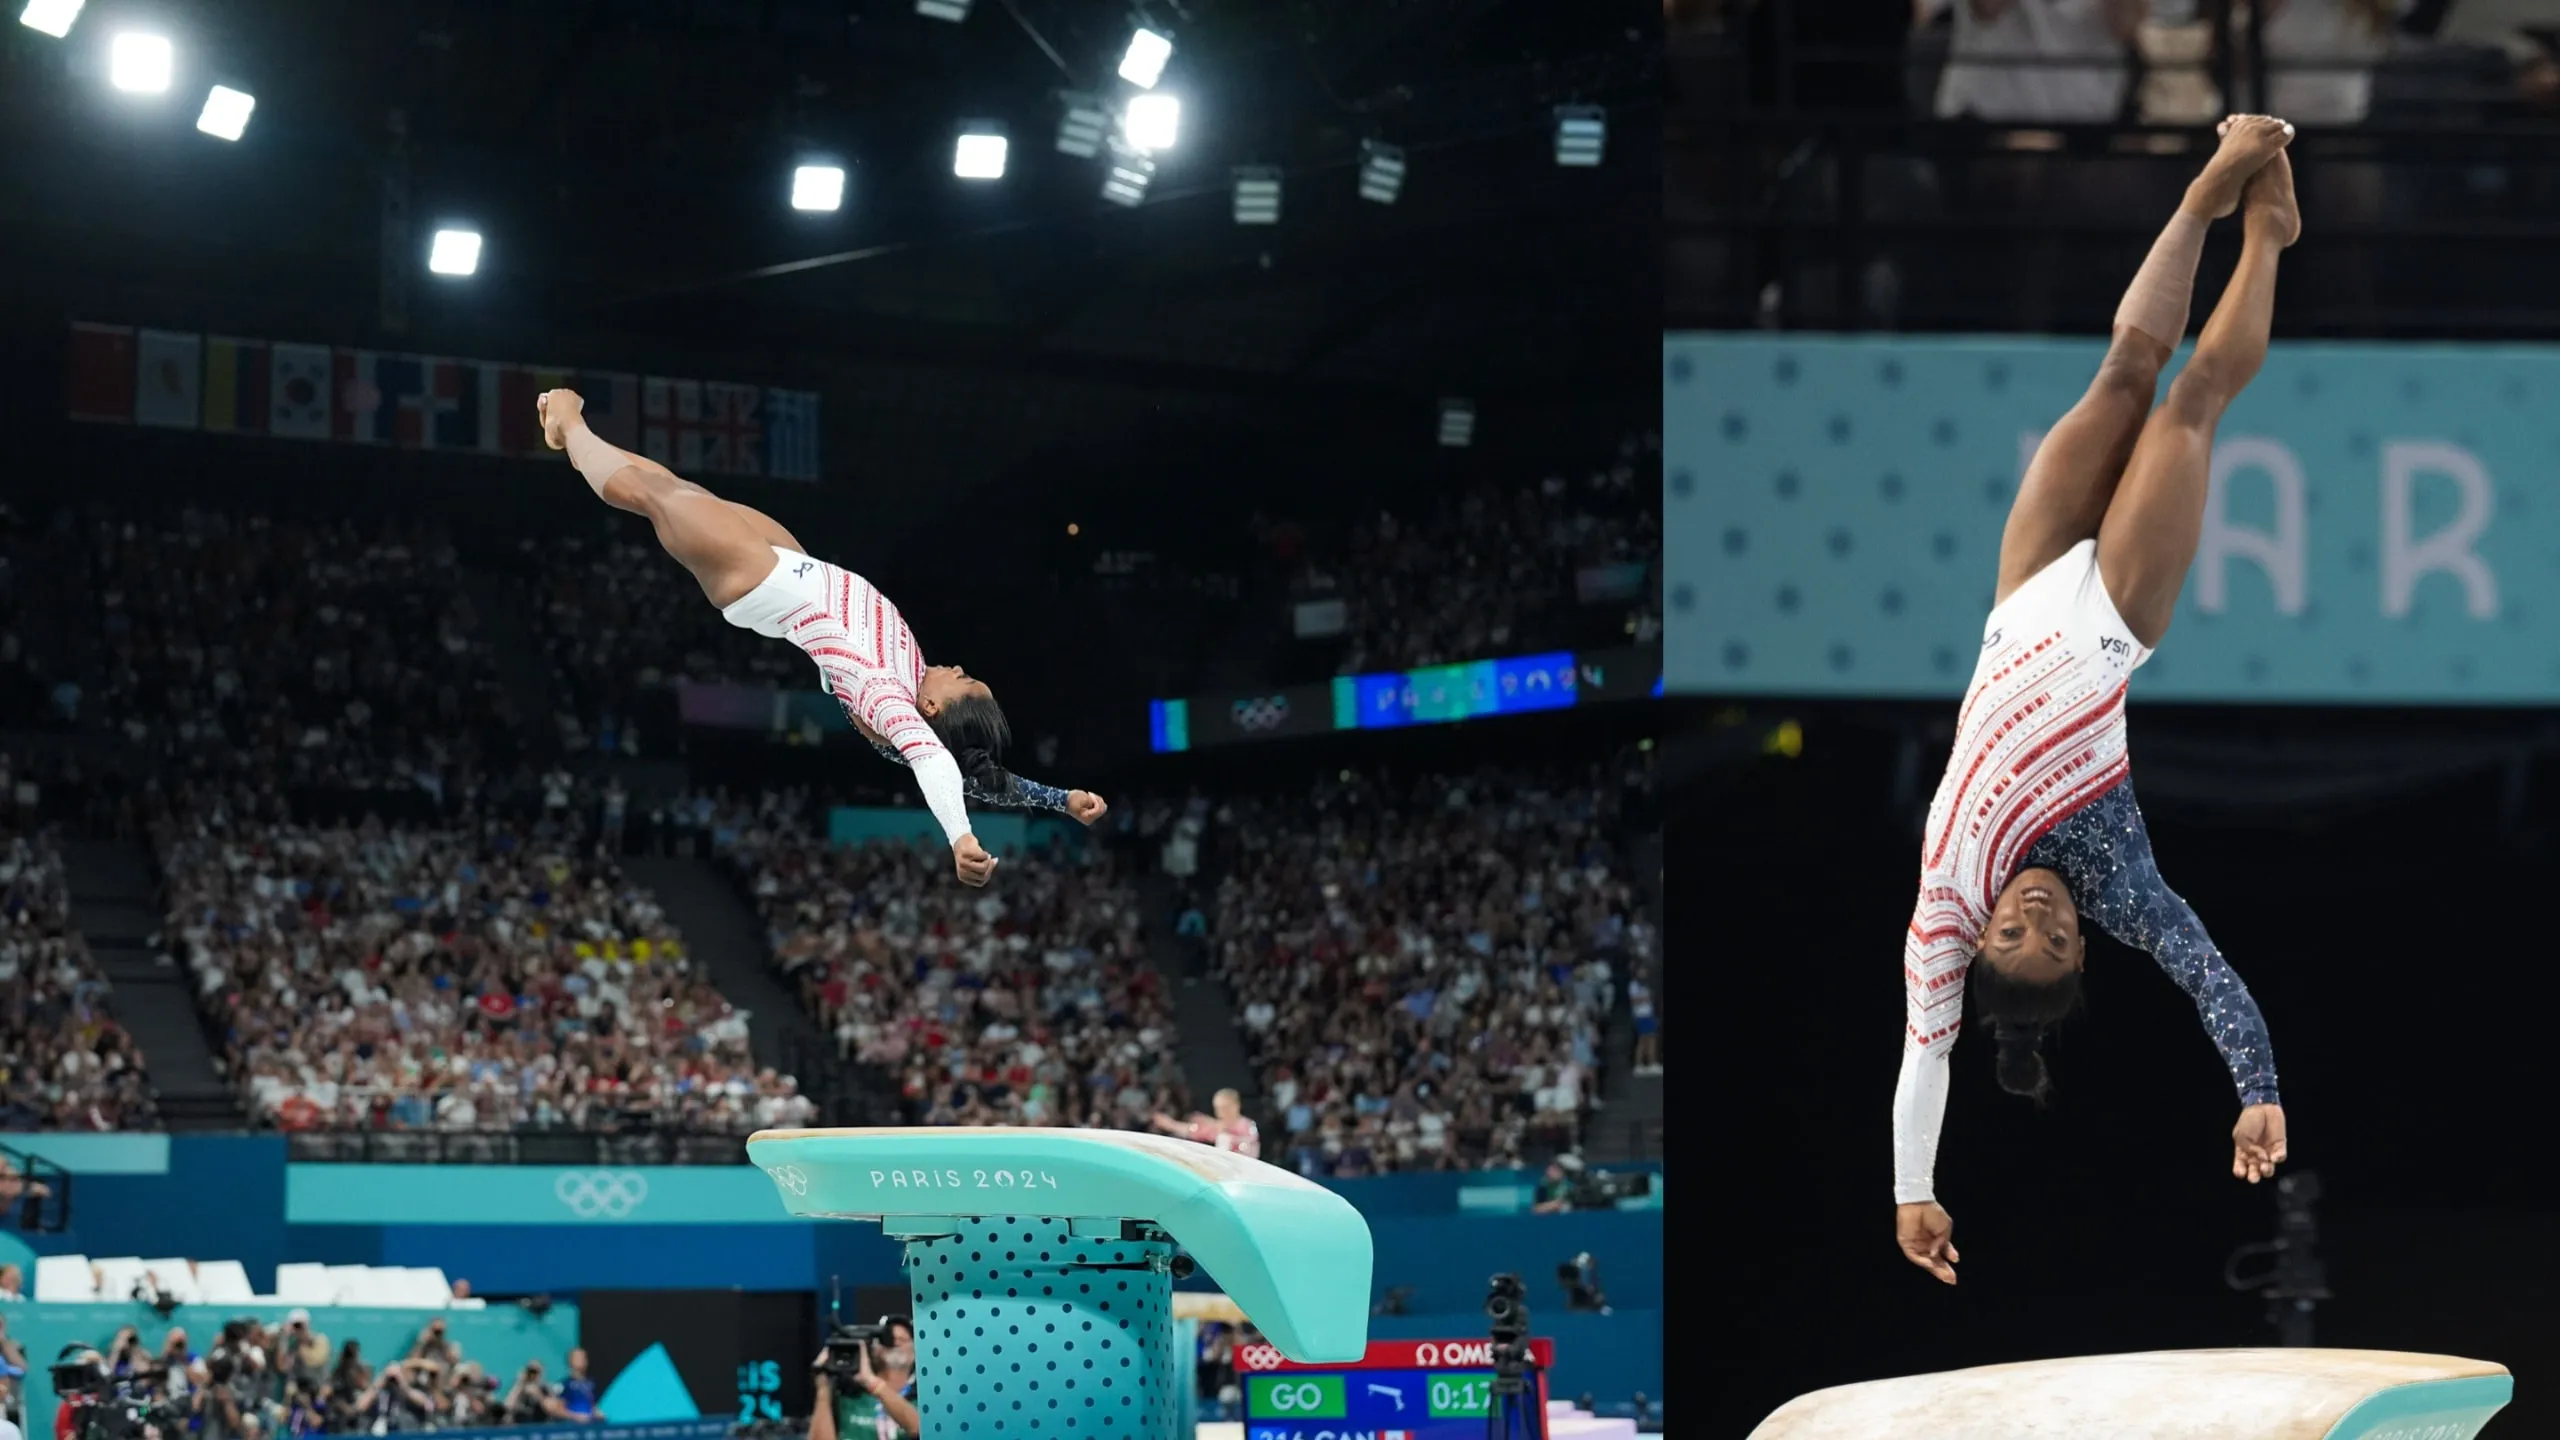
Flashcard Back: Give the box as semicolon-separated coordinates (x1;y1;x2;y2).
1677;698;2560;1435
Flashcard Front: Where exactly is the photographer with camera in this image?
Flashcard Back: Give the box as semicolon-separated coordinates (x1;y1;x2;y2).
192;1352;246;1440
350;1358;434;1434
808;1321;920;1440
505;1359;591;1425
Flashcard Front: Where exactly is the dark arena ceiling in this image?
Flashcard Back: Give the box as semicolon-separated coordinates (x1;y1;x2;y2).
0;0;1660;406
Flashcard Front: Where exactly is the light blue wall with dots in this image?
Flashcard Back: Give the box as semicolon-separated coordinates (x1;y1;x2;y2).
1667;332;2560;702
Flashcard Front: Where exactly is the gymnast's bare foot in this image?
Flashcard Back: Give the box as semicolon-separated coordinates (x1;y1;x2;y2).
2243;148;2301;249
2183;115;2293;222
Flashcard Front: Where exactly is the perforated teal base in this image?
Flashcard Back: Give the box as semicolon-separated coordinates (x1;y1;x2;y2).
899;1216;1186;1440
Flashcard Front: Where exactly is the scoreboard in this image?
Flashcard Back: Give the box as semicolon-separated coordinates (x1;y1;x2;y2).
1238;1337;1556;1440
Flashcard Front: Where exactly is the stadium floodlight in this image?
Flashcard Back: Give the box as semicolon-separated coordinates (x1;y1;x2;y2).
955;127;1007;180
1122;93;1179;152
427;228;482;277
1100;138;1155;207
1438;398;1475;448
196;85;254;141
1232;167;1280;225
791;164;846;212
915;0;969;19
1056;92;1107;158
18;0;82;38
1358;140;1406;204
1117;27;1171;88
108;31;172;93
1554;105;1605;167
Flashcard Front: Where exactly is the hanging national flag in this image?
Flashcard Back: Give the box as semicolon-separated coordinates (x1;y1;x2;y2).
201;336;269;435
765;388;822;482
643;377;707;470
270;343;332;439
66;323;137;423
334;351;433;444
421;358;503;452
699;382;763;477
575;371;642;450
135;330;203;429
498;366;576;455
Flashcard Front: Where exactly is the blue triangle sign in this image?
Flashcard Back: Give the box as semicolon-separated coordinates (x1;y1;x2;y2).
598;1343;700;1422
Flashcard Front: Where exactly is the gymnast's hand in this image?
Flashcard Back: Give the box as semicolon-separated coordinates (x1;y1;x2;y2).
1066;790;1109;826
2232;1103;2288;1184
953;833;999;887
1896;1201;1959;1285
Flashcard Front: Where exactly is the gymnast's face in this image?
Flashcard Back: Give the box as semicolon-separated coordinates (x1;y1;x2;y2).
1980;866;2086;980
917;664;992;716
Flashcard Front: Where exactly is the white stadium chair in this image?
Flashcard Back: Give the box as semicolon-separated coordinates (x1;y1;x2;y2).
396;1268;453;1307
195;1260;256;1305
34;1254;95;1301
322;1265;371;1305
273;1263;335;1305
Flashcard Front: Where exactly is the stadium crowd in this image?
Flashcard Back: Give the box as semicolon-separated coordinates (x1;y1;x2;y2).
83;509;520;799
59;1311;605;1437
1290;431;1661;675
704;792;1190;1133
0;823;155;1131
156;805;809;1135
1196;765;1652;1176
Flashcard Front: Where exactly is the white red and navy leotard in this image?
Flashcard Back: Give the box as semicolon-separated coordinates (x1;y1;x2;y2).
720;547;1074;839
1893;539;2280;1204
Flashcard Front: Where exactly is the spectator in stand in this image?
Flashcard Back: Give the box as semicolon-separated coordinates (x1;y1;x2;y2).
558;1349;603;1421
1926;0;2143;124
0;1264;21;1300
1531;1157;1580;1214
1150;1089;1261;1158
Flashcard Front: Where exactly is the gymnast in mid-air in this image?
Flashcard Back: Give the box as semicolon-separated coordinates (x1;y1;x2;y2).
535;388;1107;887
1893;116;2301;1285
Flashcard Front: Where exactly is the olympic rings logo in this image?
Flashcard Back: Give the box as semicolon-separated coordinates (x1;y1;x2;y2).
553;1170;650;1219
769;1163;811;1197
1231;696;1290;731
1234;1345;1284;1372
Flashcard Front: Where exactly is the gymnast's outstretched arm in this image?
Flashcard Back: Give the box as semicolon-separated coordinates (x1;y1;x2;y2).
2074;793;2288;1182
863;737;1108;823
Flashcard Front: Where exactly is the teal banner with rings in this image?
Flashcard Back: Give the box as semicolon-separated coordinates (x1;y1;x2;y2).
1667;333;2560;702
287;1163;801;1225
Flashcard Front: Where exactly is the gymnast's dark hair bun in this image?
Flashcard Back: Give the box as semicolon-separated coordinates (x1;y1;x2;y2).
1971;960;2083;1106
1993;1024;2051;1102
925;689;1016;796
958;747;1011;795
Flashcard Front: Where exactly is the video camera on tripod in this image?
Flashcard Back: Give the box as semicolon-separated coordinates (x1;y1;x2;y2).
50;1346;189;1440
1482;1274;1547;1440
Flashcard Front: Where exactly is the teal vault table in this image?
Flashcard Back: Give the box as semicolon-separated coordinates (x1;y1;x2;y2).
748;1126;1375;1440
